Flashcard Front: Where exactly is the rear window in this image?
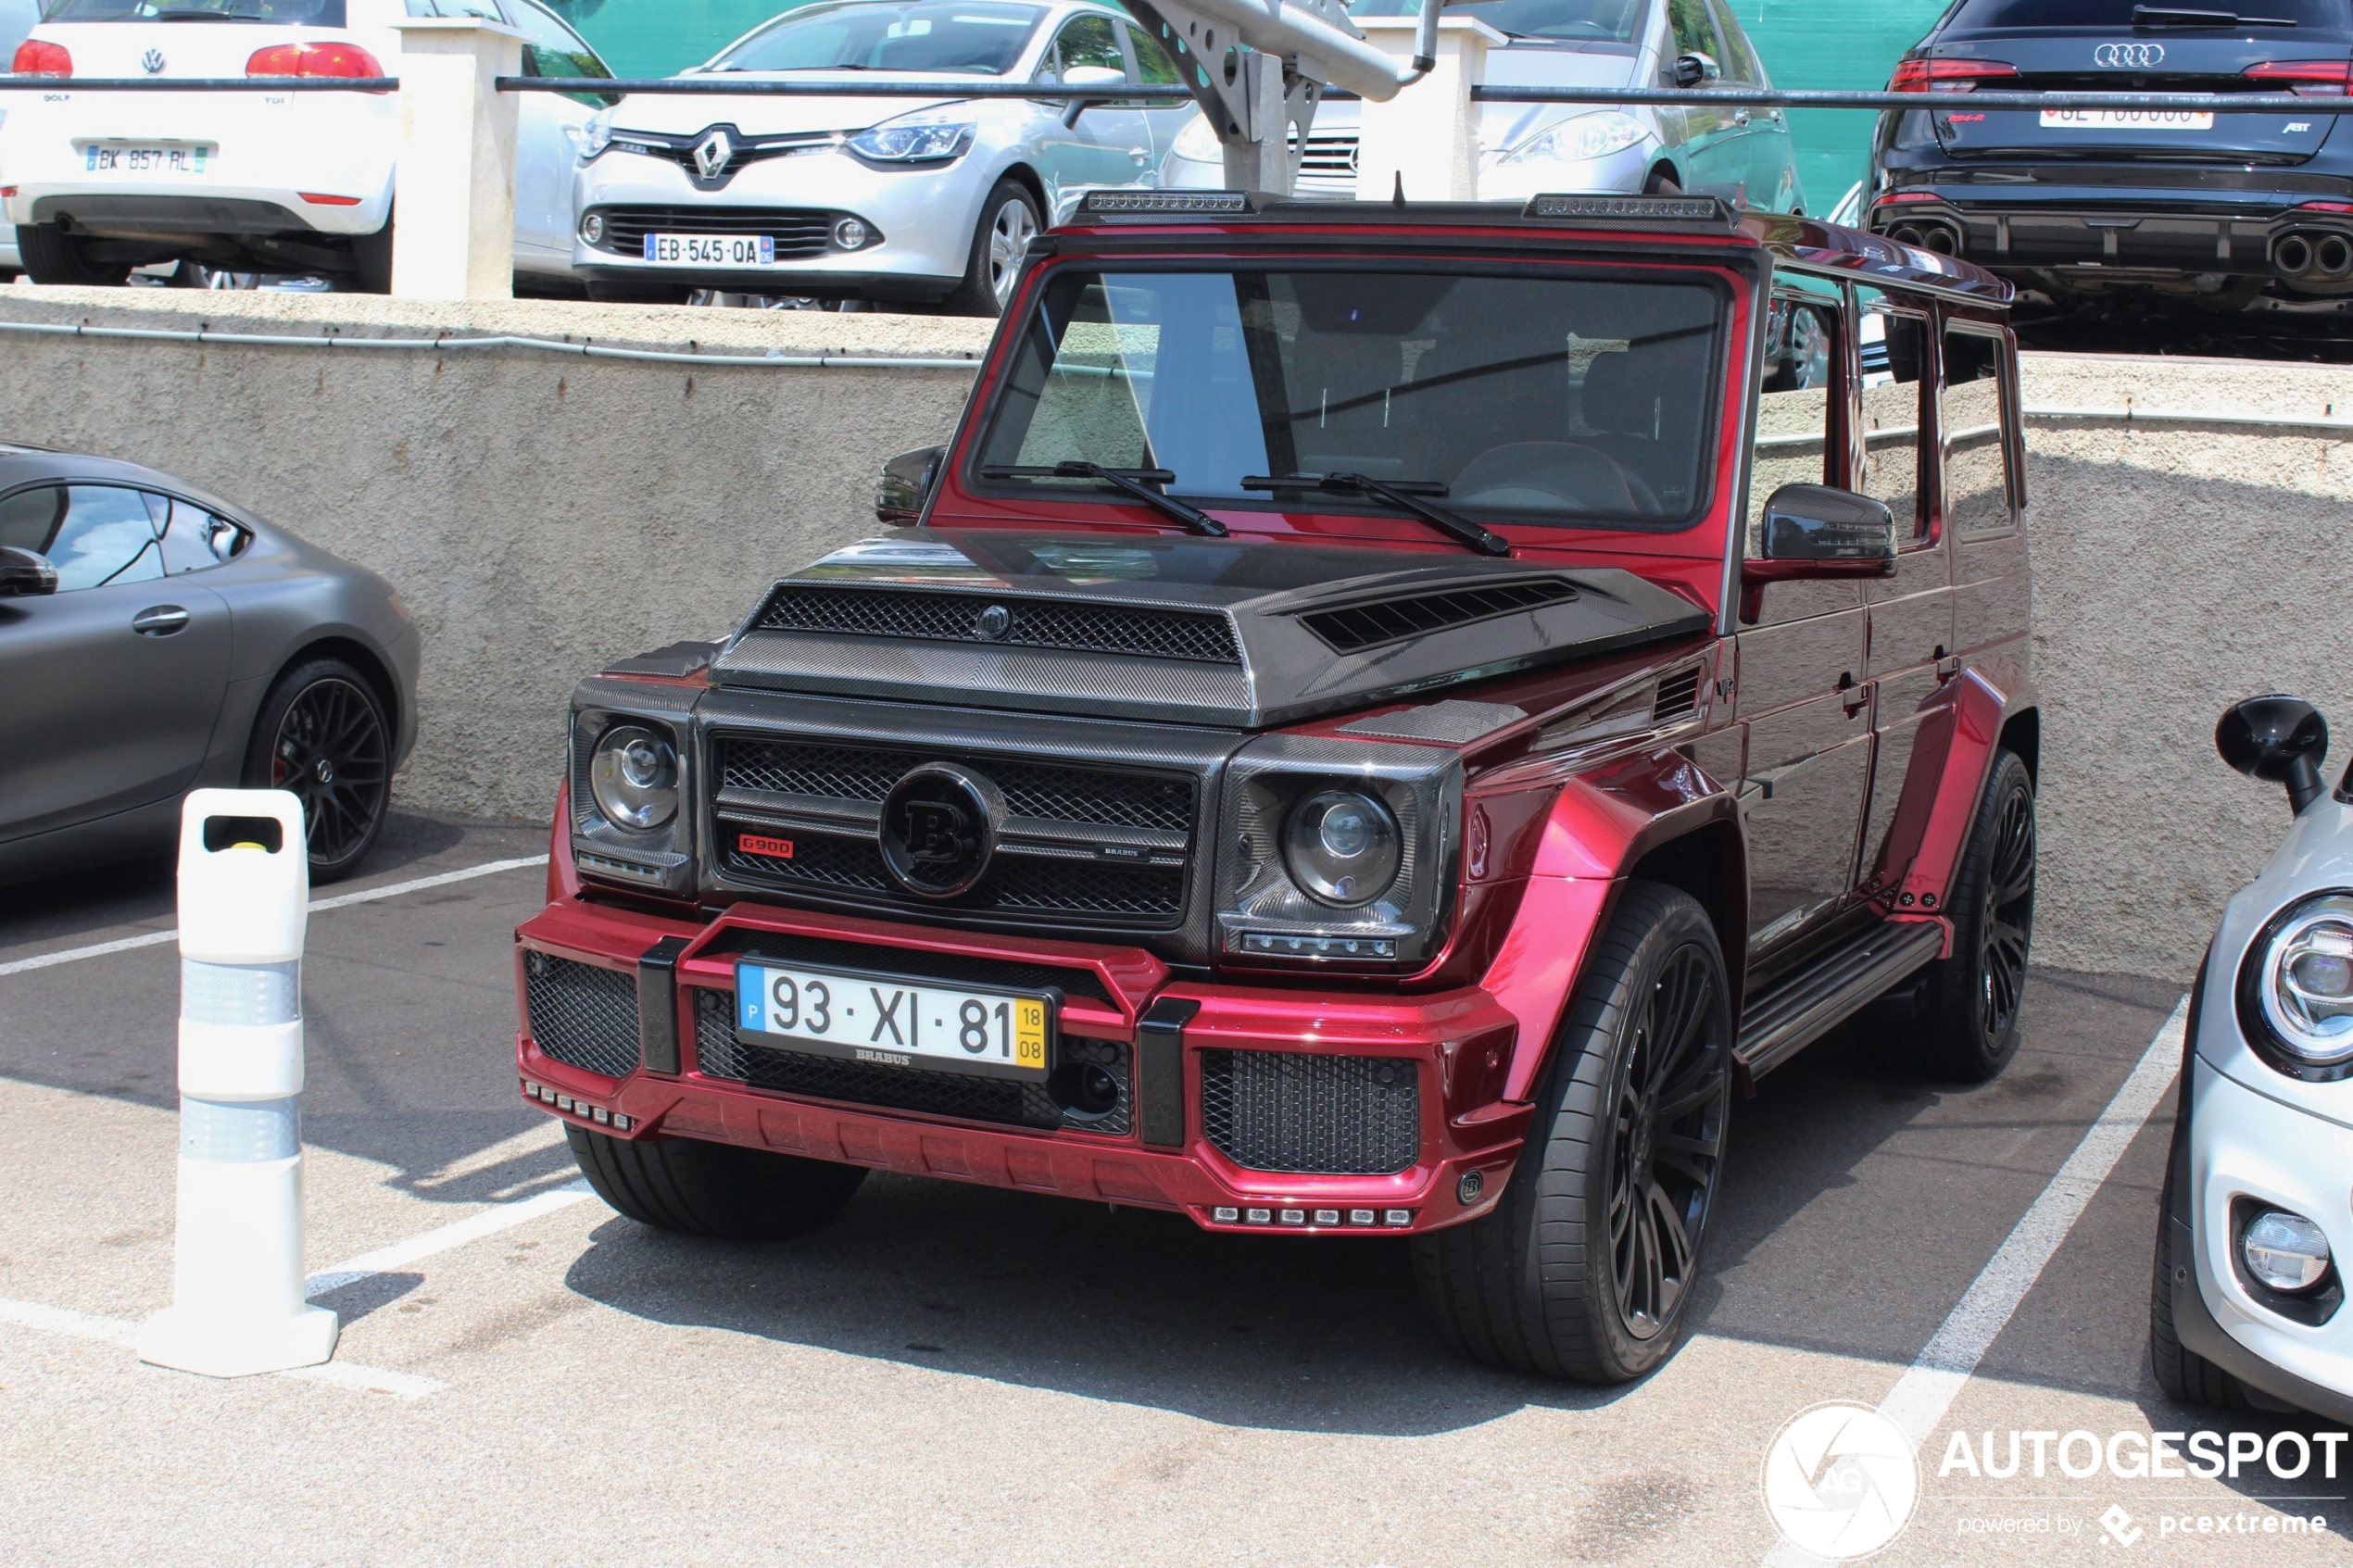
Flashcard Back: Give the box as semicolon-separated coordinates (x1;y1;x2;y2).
1948;0;2347;29
42;0;346;19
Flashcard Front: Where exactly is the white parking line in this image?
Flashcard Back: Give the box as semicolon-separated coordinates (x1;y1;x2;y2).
304;1179;596;1298
0;1296;447;1400
0;855;550;977
1760;995;2190;1566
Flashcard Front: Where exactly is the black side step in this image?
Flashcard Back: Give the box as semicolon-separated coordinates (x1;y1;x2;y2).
1735;919;1946;1081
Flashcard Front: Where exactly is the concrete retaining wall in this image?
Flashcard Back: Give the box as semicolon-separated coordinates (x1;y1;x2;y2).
0;286;2346;982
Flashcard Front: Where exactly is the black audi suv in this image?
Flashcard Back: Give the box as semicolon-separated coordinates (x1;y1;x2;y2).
1865;0;2353;312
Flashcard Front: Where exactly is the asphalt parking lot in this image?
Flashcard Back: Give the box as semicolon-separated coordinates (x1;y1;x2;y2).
1;814;2345;1567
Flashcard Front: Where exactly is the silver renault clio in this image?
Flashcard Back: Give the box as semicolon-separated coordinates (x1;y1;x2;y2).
570;0;1195;312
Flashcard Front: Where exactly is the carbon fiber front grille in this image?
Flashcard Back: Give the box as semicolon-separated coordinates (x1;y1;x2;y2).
593;206;837;257
692;992;1130;1134
754;585;1242;665
722;738;1195;833
721;824;1186;923
1199;1050;1421;1175
988;856;1184;918
1300;580;1580;654
524;952;641;1080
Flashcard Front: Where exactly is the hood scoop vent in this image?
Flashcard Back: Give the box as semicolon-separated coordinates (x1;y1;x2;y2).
755;583;1243;666
1299;578;1581;654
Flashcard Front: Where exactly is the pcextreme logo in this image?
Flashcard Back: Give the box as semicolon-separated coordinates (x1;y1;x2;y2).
1761;1401;1921;1560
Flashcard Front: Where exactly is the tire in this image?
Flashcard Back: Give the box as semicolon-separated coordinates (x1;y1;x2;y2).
1643;169;1684;197
1902;748;2036;1081
351;219;393;294
2150;1146;2249;1409
240;657;393;883
17;224;132;286
567;1123;868;1241
1412;882;1734;1382
941;176;1040;317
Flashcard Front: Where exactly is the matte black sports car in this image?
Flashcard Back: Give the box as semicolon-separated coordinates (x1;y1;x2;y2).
0;445;419;884
1867;0;2353;311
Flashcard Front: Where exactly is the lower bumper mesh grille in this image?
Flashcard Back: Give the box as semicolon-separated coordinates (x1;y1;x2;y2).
692;991;1130;1135
1199;1049;1420;1175
524;952;641;1080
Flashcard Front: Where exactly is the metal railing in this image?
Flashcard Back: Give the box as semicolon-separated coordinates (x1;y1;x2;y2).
0;75;397;91
496;76;1193;100
1470;84;2341;112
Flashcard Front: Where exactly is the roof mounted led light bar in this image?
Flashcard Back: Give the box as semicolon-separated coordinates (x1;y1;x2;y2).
1080;190;1255;218
1523;194;1740;230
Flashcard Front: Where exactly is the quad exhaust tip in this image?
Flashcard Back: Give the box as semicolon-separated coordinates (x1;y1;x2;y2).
2273;229;2352;281
1883;220;1960;257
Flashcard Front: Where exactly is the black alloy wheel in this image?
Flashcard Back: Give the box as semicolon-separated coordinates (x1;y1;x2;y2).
242;658;392;882
1902;748;2037;1081
1414;882;1732;1382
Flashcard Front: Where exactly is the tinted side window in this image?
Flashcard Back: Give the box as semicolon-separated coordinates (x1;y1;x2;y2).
1943;328;2015;540
1667;0;1722;63
1856;293;1929;541
156;496;248;574
1049;14;1126;77
1705;0;1759;82
5;485;166;591
1127;20;1182;84
1748;291;1840;554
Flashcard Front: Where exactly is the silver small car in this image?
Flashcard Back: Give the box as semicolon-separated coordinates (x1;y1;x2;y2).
570;0;1195;312
1164;0;1805;211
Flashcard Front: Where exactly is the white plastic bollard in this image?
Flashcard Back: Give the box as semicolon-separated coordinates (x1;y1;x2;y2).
137;789;339;1378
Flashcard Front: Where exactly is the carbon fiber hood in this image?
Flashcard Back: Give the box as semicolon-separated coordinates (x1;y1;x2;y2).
710;533;1712;729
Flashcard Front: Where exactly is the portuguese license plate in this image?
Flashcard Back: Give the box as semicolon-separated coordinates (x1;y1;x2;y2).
734;959;1055;1079
83;143;211;174
644;232;775;266
2037;108;2214;131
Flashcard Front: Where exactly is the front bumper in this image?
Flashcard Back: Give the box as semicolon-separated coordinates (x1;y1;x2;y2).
515;895;1529;1236
2174;1053;2353;1422
1866;182;2353;280
570;144;980;297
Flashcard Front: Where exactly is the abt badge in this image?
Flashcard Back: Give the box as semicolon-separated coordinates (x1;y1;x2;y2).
738;833;794;859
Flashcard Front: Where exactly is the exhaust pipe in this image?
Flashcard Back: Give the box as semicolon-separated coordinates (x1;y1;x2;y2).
2316;232;2353;279
2275;232;2315;276
1919;224;1957;256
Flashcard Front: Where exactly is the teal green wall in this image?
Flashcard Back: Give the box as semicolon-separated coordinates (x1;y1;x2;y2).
1723;0;1952;215
554;0;1950;203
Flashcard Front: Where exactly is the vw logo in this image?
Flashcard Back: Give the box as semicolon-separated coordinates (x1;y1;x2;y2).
141;47;166;75
2094;42;2164;68
693;129;734;182
974;603;1013;641
877;763;1002;899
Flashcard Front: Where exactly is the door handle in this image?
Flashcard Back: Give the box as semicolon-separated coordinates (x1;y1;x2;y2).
1129;146;1151;164
1839;674;1870;717
132;605;190;636
1933;645;1962;681
1732;109;1751;126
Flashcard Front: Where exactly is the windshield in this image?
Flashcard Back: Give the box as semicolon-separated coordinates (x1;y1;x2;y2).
1348;0;1644;43
42;0;345;17
976;268;1725;532
712;0;1045;73
1948;0;2347;25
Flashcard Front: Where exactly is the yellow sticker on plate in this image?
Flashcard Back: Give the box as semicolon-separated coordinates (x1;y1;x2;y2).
1015;997;1049;1070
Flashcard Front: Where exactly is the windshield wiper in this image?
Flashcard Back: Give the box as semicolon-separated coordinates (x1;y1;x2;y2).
981;461;1229;537
2132;6;2296;25
1239;472;1511;557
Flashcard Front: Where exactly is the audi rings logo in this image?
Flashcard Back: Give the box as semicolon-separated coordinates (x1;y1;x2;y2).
1760;1402;1921;1560
877;762;1003;899
2095;42;2165;68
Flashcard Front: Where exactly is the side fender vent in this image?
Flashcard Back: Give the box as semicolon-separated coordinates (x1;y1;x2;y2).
1299;579;1581;654
1653;666;1703;723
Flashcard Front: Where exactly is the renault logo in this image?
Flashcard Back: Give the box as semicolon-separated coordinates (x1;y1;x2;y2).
877;763;1003;899
693;129;734;181
2094;42;2164;68
141;47;166;74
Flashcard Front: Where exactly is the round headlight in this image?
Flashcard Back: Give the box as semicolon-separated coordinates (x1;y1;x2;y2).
2243;1207;2333;1293
2253;893;2353;1067
579;211;605;245
589;724;678;831
1282;789;1402;909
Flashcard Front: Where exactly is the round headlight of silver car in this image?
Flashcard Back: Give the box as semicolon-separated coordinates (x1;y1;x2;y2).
1281;789;1402;909
589;724;679;831
2251;892;2353;1068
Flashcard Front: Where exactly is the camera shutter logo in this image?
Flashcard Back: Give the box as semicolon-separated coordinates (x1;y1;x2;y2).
1759;1402;1920;1560
694;129;735;182
2094;42;2164;68
142;47;166;75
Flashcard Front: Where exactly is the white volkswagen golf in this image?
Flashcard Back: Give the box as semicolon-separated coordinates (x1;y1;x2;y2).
1;0;614;290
